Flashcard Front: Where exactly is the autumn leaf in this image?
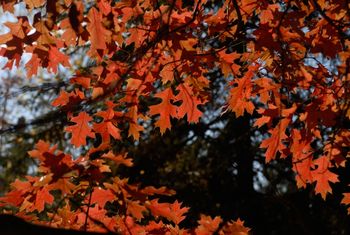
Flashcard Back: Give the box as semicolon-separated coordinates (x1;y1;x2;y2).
311;156;339;199
28;140;53;162
0;190;24;207
160;65;174;84
91;188;115;208
146;200;189;225
228;65;258;117
179;38;197;51
141;186;176;196
48;46;70;73
102;151;133;167
195;215;223;234
149;88;177;134
65;112;95;147
175;83;204;123
35;187;54;212
127;200;147;220
219;218;250;235
42;152;73;180
51;89;84;107
260;118;290;162
24;0;45;9
25;53;40;78
87;7;111;52
341;193;350;214
70;76;91;88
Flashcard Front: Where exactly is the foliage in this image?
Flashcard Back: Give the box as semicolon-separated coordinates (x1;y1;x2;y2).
0;0;349;234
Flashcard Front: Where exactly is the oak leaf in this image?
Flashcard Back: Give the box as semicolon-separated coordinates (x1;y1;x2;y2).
175;83;203;123
65;112;95;147
311;156;339;199
260;118;290;162
87;7;111;52
149;88;177;134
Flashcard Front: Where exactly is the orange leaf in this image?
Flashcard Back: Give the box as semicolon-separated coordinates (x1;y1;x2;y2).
127;201;147;220
48;46;70;73
179;38;197;51
87;7;111;52
219;218;250;235
65;112;95;147
311;156;339;199
149;88;177;134
91;188;115;208
102;151;133;167
342;193;350;205
35;187;54;212
24;0;45;9
146;200;189;225
260;118;290;162
160;65;174;84
175;83;203;123
195;215;223;234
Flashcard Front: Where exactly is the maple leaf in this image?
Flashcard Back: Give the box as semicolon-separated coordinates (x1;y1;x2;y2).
342;193;350;205
219;218;250;235
146;200;189;225
93;121;121;143
260;4;279;25
0;190;24;207
195;215;223;234
65;112;95;147
0;32;13;45
41;152;73;180
47;178;76;195
35;187;54;212
91;188;115;208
